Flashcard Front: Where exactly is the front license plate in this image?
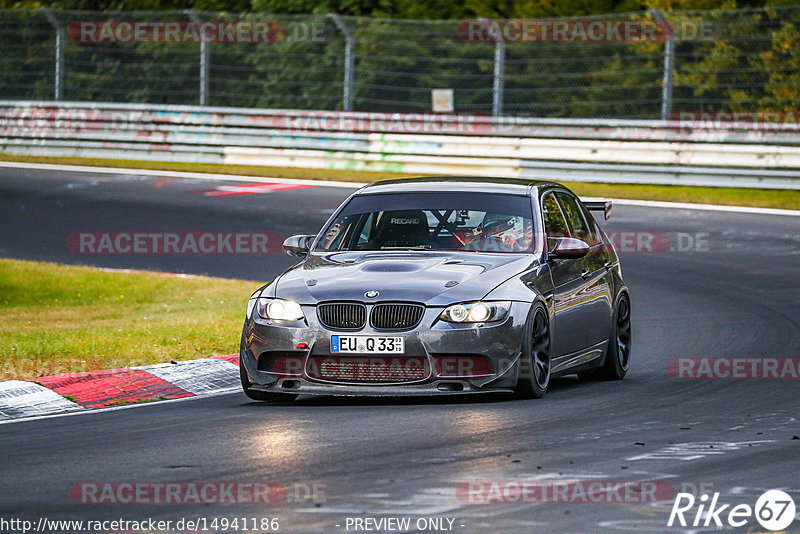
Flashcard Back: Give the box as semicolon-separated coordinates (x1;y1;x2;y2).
331;335;404;354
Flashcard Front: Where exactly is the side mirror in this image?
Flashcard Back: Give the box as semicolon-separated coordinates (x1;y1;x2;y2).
548;237;589;259
283;235;315;257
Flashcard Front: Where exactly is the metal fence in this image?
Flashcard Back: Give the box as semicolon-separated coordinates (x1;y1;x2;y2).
1;6;799;119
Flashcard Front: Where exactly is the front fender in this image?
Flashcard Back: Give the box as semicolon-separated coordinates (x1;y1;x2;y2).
482;262;552;303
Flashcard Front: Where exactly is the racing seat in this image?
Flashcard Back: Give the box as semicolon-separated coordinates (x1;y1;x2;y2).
366;210;433;249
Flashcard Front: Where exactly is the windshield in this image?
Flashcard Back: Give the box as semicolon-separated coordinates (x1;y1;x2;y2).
315;192;537;253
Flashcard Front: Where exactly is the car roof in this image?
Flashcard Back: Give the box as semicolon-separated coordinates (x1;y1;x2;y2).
356;176;563;196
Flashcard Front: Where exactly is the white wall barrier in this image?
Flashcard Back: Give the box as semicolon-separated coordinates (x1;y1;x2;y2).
1;101;799;189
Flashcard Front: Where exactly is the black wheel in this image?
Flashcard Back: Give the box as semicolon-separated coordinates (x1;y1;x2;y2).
580;294;631;381
239;353;298;402
515;305;551;399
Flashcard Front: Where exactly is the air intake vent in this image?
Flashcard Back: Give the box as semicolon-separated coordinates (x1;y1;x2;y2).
317;303;367;330
370;303;425;330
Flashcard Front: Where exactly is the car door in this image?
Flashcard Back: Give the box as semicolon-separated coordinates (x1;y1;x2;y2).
555;191;614;349
541;192;589;357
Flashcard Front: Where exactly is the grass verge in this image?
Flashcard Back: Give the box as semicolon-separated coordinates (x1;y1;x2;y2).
2;153;799;210
0;258;260;381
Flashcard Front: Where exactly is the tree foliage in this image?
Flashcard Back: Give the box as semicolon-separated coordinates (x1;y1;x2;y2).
1;1;798;117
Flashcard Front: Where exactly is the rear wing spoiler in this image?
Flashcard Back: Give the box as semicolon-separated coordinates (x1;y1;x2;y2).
583;200;612;220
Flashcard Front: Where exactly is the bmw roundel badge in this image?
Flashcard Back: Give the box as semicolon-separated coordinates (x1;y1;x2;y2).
365;290;379;299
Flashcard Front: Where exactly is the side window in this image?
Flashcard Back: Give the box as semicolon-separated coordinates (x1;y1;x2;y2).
577;202;601;246
541;192;570;242
555;192;592;244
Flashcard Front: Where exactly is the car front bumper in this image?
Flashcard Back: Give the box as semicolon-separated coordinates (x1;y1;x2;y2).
240;302;531;397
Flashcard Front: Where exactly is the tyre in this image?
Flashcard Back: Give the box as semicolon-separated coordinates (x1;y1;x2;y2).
239;353;298;402
515;304;551;399
579;293;631;381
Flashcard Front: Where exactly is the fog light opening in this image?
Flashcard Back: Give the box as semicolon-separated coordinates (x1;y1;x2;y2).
437;382;464;392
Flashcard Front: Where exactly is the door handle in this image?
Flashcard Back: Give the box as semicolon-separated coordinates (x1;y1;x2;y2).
581;269;590;279
604;261;612;271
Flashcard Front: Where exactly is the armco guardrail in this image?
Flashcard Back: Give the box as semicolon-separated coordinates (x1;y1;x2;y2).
1;101;800;189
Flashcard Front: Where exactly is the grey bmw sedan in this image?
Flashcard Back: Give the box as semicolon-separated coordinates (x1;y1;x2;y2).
240;177;631;401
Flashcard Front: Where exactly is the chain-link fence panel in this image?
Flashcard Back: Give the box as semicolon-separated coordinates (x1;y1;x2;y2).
344;17;494;113
0;10;57;101
666;5;800;115
1;6;799;118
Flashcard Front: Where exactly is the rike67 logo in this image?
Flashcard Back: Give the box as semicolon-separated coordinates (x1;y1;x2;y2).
668;489;796;531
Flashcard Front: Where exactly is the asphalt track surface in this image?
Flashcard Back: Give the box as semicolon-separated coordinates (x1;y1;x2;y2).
1;165;799;533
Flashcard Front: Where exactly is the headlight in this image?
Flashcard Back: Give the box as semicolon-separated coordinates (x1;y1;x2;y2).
440;301;511;323
257;298;305;321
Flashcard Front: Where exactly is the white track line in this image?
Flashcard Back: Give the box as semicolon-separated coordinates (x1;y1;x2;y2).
2;161;798;216
0;161;361;189
605;198;800;217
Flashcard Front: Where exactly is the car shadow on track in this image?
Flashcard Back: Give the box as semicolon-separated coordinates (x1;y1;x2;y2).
237;377;586;408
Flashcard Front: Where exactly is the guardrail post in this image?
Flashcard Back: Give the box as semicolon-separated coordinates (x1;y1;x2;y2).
41;8;64;101
480;19;505;117
185;10;210;106
651;9;674;121
328;13;355;111
493;39;505;117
